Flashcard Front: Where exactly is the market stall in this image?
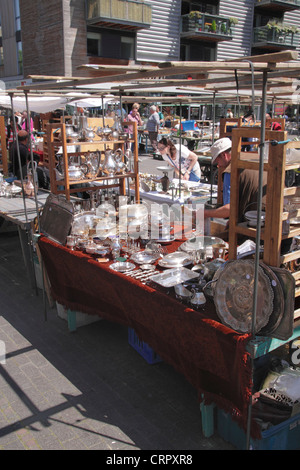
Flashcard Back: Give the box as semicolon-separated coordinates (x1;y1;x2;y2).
1;50;299;449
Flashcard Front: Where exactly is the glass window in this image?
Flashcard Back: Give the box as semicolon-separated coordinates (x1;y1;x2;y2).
14;0;21;31
87;31;102;56
121;36;134;60
17;41;22;74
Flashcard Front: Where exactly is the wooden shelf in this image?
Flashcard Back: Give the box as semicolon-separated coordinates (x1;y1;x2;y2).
46;122;140;202
228;127;300;306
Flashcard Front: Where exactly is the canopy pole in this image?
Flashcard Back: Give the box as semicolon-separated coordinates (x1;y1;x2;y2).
9;93;28;224
212;92;216;145
179;102;182;199
101;96;105;127
210;93;216;204
245;68;268;450
25;91;41;233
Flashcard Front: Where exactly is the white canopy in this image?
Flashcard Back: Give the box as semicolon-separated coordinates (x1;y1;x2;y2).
0;93;117;113
0;95;70;113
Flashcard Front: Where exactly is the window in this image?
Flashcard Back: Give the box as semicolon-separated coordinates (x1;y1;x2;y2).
87;28;136;60
16;42;22;74
181;1;218;15
87;31;102;56
180;41;216;61
121;36;134;60
14;0;21;30
14;0;22;74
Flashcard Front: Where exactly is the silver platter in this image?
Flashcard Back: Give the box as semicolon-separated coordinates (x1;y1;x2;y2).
109;262;136;273
158;251;191;268
213;259;274;334
151;235;175;244
149;267;199;288
131;251;159;264
179;236;224;253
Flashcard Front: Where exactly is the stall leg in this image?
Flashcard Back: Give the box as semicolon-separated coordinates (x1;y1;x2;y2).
67;309;77;332
200;399;215;438
18;226;37;293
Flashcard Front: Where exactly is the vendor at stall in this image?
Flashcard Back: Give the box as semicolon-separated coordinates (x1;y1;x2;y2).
203;137;267;222
9;130;29;179
157;137;201;182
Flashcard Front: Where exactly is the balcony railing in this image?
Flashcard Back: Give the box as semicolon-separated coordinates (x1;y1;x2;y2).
181;13;235;42
255;0;300;11
86;0;152;29
253;25;299;48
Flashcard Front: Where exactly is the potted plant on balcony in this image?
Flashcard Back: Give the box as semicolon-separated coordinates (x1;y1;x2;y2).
229;17;238;34
266;21;298;42
221;22;227;35
189;10;202;30
210;20;217;33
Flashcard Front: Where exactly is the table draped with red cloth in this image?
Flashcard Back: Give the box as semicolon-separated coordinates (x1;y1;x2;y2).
38;235;258;437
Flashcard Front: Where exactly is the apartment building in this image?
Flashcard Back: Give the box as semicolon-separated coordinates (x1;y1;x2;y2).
0;0;299;85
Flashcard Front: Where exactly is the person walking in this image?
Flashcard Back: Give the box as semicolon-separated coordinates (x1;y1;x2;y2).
146;105;160;153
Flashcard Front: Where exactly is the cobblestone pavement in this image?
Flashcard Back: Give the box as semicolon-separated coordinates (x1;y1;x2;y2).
0;220;235;450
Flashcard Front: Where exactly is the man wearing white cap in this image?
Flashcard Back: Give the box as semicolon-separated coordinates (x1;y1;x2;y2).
204;137;232;219
204;137;267;223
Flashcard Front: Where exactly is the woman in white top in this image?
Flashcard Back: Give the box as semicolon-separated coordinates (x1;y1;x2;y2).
157;137;201;182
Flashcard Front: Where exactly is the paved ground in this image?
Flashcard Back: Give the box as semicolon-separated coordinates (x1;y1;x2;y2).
0;225;235;451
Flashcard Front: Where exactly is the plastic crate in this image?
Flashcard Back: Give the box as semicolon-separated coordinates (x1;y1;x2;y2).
217;408;300;450
56;302;101;330
128;328;162;365
181;120;196;131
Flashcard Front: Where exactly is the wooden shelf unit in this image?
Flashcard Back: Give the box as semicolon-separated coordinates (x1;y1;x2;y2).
217;117;286;204
228;126;300;299
46;121;140;202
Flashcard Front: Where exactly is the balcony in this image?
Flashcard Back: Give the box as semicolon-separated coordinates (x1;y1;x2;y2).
255;0;300;12
181;13;236;42
86;0;152;31
252;24;299;50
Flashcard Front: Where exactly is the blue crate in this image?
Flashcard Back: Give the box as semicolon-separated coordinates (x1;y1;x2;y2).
181;120;196;131
128;328;162;365
217;408;300;450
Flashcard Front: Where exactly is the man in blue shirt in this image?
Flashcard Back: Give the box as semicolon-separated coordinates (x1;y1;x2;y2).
204;137;267;225
204;137;232;219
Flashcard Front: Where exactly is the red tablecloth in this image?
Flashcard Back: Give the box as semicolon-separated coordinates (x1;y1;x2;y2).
38;236;256;436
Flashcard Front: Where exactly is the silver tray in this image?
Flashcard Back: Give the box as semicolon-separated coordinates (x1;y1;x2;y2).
149;267;199;288
131;251;159;264
109;262;136;273
158;251;191;268
179;236;224;253
151;233;175;244
213;259;274;334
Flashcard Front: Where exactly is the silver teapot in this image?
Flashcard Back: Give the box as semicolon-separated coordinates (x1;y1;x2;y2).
190;289;206;308
103;149;117;176
68;165;88;180
102;126;112;140
80;128;95;142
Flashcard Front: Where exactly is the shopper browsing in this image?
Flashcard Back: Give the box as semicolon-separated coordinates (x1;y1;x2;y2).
157;137;201;182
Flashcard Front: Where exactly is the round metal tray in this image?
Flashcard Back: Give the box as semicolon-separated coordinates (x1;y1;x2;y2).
213;259;274;334
258;262;284;336
131;251;159;265
179;236;224;253
109;262;135;273
158;251;191;268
